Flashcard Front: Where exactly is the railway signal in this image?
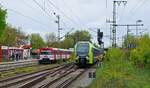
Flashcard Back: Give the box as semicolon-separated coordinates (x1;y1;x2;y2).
97;29;103;45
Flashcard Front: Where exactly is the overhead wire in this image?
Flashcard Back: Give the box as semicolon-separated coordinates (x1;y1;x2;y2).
61;19;68;29
127;0;147;20
32;0;78;40
7;8;51;30
32;0;53;20
61;0;84;27
22;0;37;11
46;0;85;39
1;1;54;31
118;5;126;23
60;0;88;38
46;0;79;26
129;0;148;20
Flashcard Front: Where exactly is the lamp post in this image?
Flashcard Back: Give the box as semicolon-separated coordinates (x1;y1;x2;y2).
136;20;142;37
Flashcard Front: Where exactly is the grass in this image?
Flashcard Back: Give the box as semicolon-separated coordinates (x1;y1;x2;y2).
89;48;150;88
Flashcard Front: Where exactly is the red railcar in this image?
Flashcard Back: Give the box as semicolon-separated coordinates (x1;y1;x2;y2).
0;47;2;62
39;48;72;64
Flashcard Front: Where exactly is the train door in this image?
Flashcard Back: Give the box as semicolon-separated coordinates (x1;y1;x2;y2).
56;49;61;60
55;50;58;60
65;51;67;59
53;50;56;61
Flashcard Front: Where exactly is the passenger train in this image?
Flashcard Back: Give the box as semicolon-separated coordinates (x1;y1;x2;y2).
74;41;104;66
39;48;72;64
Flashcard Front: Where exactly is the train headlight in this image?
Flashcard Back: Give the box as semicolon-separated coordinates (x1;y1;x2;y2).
75;56;79;59
86;56;89;59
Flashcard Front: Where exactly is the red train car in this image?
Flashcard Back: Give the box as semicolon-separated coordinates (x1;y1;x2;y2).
0;47;2;62
39;48;72;64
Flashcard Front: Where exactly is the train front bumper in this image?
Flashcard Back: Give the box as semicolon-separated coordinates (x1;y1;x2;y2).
75;56;90;64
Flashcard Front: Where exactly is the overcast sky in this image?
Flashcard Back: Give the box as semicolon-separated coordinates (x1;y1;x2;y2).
0;0;150;47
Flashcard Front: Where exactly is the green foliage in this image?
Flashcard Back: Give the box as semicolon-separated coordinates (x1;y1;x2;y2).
31;33;46;49
0;25;26;46
62;30;91;48
45;30;92;49
129;34;150;67
89;48;150;88
67;30;91;43
59;38;74;49
105;48;125;61
45;33;57;47
0;7;7;38
123;34;138;48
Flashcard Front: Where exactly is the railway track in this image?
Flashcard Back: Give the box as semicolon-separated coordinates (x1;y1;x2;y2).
0;60;38;71
0;63;71;88
0;63;87;88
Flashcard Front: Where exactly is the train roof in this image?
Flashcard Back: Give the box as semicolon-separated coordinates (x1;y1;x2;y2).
75;41;103;50
39;47;73;52
76;41;91;44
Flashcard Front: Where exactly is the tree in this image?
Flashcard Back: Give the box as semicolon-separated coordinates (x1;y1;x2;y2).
0;7;7;38
60;38;74;49
45;33;57;47
123;34;138;49
61;30;92;48
0;25;18;46
15;28;27;46
0;25;27;46
71;30;91;42
30;33;46;49
0;7;6;62
44;30;92;49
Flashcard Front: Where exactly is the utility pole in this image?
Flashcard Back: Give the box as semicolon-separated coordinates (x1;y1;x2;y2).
113;24;144;48
112;0;127;47
54;12;61;41
136;20;142;37
110;24;112;46
112;1;116;48
139;29;147;37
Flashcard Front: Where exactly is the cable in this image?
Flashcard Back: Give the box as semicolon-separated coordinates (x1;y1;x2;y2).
129;0;148;20
61;0;84;26
105;0;108;33
8;9;51;29
59;28;75;39
46;0;79;26
32;0;53;19
33;0;80;39
61;19;68;29
88;28;97;33
127;0;147;20
118;5;126;23
22;0;37;11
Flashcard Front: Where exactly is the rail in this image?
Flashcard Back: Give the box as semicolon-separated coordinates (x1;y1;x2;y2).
0;59;38;71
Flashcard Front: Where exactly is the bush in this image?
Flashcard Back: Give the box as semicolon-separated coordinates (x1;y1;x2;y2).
129;34;150;68
105;48;125;62
89;48;150;88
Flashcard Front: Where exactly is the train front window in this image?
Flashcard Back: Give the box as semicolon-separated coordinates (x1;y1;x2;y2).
76;43;89;55
40;51;52;55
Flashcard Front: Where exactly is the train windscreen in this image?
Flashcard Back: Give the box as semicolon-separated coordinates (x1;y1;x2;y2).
40;50;52;55
76;43;89;56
